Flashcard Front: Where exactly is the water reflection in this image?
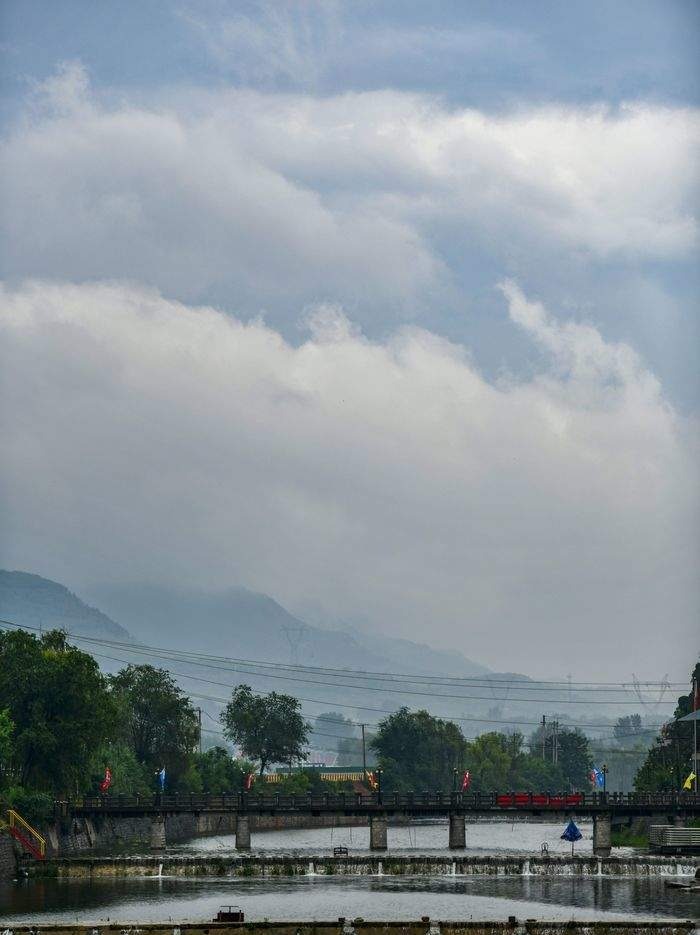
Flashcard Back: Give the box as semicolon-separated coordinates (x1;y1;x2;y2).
2;874;697;923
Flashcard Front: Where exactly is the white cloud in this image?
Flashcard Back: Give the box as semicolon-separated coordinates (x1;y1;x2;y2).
1;66;697;332
0;279;697;679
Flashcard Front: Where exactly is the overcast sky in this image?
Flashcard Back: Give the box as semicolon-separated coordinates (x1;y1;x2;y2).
0;1;698;681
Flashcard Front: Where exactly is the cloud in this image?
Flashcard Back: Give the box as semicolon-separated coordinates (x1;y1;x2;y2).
0;279;697;679
1;65;697;338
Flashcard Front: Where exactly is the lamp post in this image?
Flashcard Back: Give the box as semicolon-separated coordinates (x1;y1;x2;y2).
602;763;608;795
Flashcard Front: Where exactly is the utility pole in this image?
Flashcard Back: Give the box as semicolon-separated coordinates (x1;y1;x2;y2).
361;724;367;774
552;720;559;765
196;707;202;755
541;715;547;760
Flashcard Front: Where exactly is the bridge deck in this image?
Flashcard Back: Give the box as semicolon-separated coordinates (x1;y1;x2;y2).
55;791;700;818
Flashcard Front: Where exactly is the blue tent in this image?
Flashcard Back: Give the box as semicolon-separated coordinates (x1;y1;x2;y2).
561;819;582;843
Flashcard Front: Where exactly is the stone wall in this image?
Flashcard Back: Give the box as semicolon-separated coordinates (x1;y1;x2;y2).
43;811;237;856
0;829;18;880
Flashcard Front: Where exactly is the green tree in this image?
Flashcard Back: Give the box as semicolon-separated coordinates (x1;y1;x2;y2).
614;714;643;742
0;629;113;792
370;707;467;790
109;664;199;789
194;746;249;793
634;662;699;792
528;725;592;789
221;685;309;776
86;741;151;795
0;708;14;789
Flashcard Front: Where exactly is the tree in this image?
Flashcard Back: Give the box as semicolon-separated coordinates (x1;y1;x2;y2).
0;628;113;792
370;707;467;790
109;664;199;788
194;746;249;793
614;715;643;742
0;708;14;789
221;685;309;776
634;662;699;792
528;725;592;789
87;741;152;795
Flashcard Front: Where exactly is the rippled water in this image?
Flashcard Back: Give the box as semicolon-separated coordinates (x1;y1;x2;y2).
2;821;698;923
174;818;620;857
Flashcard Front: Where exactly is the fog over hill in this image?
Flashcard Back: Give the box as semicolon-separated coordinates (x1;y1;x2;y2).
0;570;130;641
87;581;490;677
1;571;662;736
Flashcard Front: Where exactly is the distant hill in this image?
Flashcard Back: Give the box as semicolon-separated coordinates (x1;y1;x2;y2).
0;570;131;641
87;581;490;677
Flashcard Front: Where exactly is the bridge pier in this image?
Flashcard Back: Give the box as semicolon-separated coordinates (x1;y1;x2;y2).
369;815;388;851
149;814;166;851
593;814;612;857
448;814;465;849
235;815;251;850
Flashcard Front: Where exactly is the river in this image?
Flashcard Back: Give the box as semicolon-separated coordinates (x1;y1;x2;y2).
2;821;698;923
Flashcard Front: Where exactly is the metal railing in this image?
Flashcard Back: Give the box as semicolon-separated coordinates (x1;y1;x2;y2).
7;808;47;859
56;790;700;815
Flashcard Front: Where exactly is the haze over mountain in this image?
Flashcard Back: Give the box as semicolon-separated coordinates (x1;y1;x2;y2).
1;570;663;737
0;570;130;642
87;580;490;678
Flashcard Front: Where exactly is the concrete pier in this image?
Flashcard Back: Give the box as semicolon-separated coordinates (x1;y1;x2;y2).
448;814;465;849
369;815;388;851
236;815;251;850
149;815;166;851
593;814;612;857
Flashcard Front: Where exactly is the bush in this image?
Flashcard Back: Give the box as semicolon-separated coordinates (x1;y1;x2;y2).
4;786;54;825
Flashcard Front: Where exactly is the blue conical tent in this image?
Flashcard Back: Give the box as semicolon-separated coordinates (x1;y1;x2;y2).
561;819;582;843
561;818;583;856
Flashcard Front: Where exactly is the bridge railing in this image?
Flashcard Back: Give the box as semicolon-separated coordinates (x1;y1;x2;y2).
56;789;700;815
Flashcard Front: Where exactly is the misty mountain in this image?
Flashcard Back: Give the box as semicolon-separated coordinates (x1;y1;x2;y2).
86;581;490;678
0;570;131;642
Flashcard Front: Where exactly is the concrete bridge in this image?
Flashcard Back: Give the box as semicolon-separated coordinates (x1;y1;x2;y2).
54;791;700;856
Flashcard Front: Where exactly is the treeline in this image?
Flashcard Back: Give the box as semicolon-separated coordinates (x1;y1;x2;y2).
1;628;696;824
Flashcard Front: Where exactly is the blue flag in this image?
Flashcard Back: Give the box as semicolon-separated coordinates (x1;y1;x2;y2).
561;819;583;842
157;767;166;791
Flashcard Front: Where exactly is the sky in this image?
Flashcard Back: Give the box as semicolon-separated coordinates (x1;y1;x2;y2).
0;1;698;681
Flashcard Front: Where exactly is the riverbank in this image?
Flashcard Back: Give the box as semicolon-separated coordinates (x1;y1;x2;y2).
1;921;697;935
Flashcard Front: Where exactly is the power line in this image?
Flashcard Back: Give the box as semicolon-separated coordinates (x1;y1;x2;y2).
0;620;677;705
0;619;683;691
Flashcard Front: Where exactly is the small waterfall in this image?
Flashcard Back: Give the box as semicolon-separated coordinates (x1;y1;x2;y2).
450;861;456;876
596;858;602;877
522;859;531;876
377;861;383;876
307;860;315;875
157;862;163;878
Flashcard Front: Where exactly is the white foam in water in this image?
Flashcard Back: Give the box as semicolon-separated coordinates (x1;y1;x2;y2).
522;859;531;876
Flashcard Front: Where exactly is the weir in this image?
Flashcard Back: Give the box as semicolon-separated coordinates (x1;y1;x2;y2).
32;853;699;878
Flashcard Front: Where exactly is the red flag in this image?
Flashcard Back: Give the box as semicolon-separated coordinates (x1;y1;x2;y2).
461;770;471;791
244;772;255;791
99;767;112;793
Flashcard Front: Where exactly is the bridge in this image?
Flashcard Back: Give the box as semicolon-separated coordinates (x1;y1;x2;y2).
54;791;700;856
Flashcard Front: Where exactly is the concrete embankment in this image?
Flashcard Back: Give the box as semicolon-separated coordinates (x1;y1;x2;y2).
0;922;697;935
31;854;699;877
41;812;366;857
